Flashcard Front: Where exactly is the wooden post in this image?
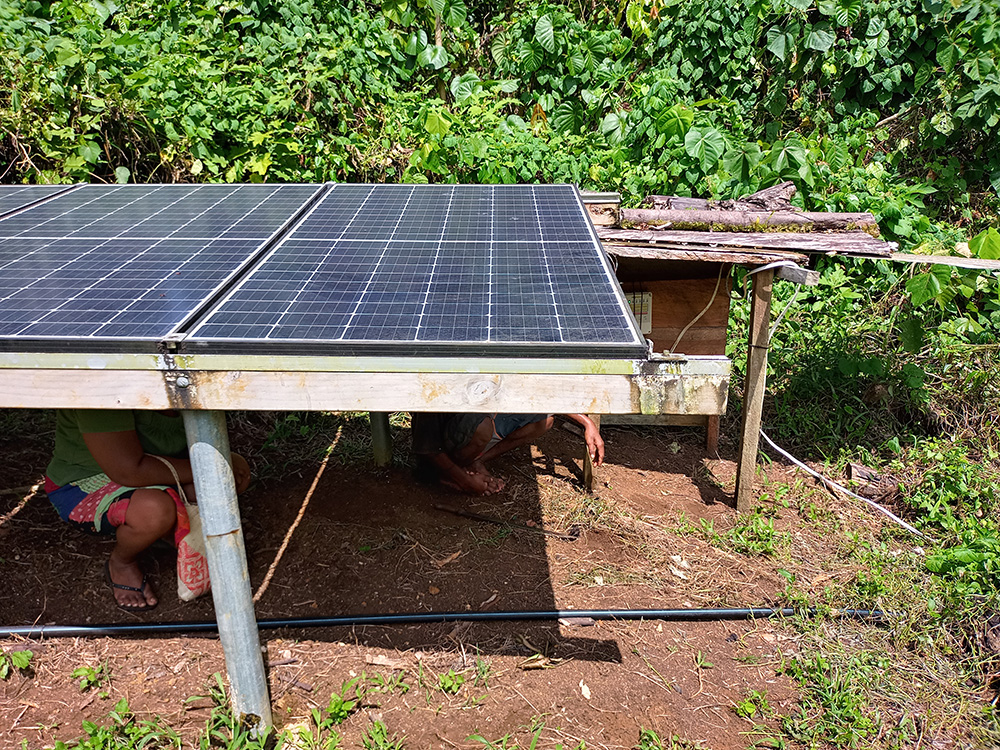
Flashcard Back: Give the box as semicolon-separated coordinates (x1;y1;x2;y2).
706;415;720;455
583;414;601;492
734;268;774;513
370;412;392;467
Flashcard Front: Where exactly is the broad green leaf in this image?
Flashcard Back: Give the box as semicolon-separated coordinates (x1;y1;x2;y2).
914;62;933;91
417;44;449;69
114;166;131;183
835;0;862;26
655;104;693;140
936;41;957;73
806;24;836;51
519;42;543;73
79;141;101;164
990;169;1000;196
906;265;951;305
445;0;467;27
450;72;480;103
10;650;32;670
429;0;446;18
490;32;509;65
684;127;727;173
495;79;519;93
723;142;762;182
424;109;452;136
405;30;427;56
534;14;556;54
899;317;924;353
787;0;812;10
600;112;624;145
970;227;1000;259
965;54;995;81
766;26;787;60
551;101;583;134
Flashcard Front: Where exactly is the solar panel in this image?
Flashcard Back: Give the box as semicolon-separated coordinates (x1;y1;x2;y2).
0;184;322;350
0;185;75;218
188;184;645;357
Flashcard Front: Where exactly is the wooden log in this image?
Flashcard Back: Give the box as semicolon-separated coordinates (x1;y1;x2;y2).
643;182;799;213
734;269;774;513
619;208;878;233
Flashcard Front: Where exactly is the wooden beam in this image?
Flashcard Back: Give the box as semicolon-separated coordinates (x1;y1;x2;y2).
598;228;894;257
0;364;730;415
775;265;820;286
734;268;774;513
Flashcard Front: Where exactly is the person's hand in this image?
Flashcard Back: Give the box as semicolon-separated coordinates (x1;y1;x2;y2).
584;426;604;467
231;452;251;493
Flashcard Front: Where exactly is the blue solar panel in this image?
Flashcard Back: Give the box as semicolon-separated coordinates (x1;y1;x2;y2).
188;184;644;356
0;184;322;347
0;185;74;218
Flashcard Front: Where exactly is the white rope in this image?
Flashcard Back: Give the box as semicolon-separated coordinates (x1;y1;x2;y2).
759;431;932;541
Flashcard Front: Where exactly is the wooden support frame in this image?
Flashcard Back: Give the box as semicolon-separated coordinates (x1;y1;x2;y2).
734;268;775;513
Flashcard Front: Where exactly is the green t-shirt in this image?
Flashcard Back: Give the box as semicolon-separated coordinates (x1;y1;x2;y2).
46;409;188;487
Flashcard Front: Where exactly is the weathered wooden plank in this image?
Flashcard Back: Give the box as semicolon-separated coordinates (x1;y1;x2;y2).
604;241;807;266
775;265;820;286
735;269;774;513
0;367;730;415
600;414;707;426
599;228;893;256
0;353;682;375
889;252;1000;271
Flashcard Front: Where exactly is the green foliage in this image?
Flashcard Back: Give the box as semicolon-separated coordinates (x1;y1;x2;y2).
437;669;465;694
779;653;883;747
326;678;361;724
361;721;405;750
0;648;32;679
72;662;109;692
733;689;772;720
50;699;181;750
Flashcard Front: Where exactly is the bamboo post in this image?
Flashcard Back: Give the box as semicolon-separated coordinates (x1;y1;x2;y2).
181;410;271;732
370;412;393;467
734;269;774;513
583;414;601;492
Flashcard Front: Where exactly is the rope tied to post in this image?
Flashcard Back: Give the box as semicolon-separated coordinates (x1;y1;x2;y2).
253;426;343;603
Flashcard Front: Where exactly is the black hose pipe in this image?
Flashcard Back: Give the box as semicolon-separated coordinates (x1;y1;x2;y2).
0;607;892;639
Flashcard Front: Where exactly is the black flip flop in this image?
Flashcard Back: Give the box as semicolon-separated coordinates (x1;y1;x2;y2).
104;560;158;612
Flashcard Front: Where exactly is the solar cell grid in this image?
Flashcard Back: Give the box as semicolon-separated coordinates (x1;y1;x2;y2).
0;184;322;347
0;185;73;218
189;184;644;356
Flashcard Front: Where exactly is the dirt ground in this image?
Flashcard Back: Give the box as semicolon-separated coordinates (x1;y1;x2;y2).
0;413;887;749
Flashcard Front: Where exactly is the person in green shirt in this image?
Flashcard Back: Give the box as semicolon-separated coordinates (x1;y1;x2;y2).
45;409;250;611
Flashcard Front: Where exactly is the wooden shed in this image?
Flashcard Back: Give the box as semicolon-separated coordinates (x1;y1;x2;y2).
580;182;929;511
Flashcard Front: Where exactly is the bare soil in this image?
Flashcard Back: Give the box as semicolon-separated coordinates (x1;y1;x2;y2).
0;414;884;749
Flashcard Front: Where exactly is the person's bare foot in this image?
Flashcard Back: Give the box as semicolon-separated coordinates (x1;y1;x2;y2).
468;461;505;493
106;555;157;610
